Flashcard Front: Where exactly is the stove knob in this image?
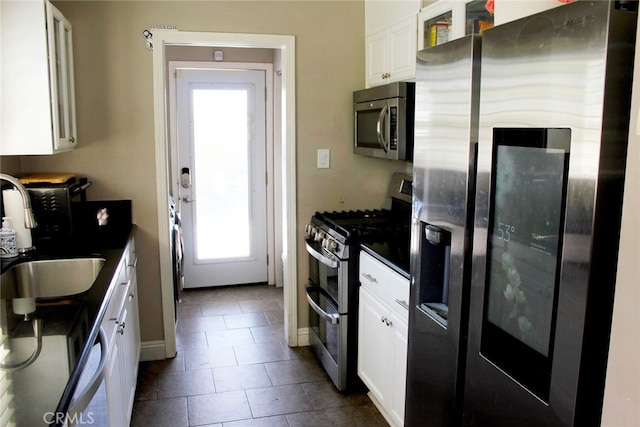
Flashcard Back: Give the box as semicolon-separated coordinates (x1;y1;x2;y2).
307;225;318;239
325;238;332;250
321;237;337;251
315;231;325;242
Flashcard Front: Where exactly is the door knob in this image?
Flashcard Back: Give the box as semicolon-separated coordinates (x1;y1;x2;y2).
182;195;195;203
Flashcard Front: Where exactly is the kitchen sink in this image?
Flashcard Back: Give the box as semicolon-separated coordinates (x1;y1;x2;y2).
0;258;105;299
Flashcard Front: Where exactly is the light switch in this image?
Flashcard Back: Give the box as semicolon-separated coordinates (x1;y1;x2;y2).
317;149;330;169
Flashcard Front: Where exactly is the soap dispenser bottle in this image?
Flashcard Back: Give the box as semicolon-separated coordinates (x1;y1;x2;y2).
0;217;19;258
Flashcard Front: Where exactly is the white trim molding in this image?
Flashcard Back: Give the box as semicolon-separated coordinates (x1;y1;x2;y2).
140;340;168;362
297;327;311;347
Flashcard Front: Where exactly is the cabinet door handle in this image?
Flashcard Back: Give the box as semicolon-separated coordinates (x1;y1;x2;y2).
362;273;378;283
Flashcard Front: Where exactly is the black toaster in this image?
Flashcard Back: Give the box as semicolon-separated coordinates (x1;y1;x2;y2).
24;177;91;244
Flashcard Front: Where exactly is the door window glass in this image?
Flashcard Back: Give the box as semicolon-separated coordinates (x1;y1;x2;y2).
191;86;251;260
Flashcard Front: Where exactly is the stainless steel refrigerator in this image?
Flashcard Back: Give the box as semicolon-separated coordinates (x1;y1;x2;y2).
406;1;637;426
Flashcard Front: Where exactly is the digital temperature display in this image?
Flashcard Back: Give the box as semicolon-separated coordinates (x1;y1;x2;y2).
484;128;571;357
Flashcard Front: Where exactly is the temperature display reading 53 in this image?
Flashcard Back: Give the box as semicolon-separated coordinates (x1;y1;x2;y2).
496;223;515;241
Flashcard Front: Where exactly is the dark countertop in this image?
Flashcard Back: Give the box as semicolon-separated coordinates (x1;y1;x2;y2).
0;225;135;426
360;240;410;279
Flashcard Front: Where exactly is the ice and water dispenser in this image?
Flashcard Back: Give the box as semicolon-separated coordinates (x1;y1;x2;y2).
417;222;452;326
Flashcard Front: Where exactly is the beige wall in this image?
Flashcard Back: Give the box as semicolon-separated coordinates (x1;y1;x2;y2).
0;157;21;176
14;0;408;343
600;14;640;426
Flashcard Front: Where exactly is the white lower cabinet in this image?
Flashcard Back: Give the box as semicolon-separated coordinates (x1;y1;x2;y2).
389;313;408;425
122;271;141;418
104;238;140;426
358;251;409;427
105;333;125;426
359;287;392;401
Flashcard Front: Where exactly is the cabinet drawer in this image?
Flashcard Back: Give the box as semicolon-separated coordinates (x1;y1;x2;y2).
359;251;389;300
102;263;128;346
388;270;410;320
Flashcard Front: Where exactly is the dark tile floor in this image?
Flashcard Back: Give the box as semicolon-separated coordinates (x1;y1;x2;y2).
131;284;387;427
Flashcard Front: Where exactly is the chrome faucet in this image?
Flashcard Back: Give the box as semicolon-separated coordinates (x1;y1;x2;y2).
0;174;37;249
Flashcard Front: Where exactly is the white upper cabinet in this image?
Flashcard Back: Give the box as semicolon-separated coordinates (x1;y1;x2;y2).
366;16;418;88
1;0;77;155
366;0;421;34
365;0;420;88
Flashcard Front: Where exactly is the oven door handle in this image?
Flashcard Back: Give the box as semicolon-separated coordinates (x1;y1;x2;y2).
305;240;339;269
306;286;340;325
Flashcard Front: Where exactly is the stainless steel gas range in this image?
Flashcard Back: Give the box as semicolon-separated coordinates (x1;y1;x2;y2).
304;173;412;391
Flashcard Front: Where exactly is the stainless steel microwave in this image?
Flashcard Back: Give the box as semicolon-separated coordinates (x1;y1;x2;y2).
353;81;415;161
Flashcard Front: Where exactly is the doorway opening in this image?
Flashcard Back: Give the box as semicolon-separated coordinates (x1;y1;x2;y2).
152;31;297;359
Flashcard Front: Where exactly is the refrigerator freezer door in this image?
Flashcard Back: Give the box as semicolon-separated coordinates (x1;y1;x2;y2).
405;34;481;426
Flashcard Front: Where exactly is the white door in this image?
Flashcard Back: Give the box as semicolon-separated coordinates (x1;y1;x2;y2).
176;69;268;288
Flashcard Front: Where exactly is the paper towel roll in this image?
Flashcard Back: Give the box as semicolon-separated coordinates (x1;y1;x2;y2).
3;189;33;250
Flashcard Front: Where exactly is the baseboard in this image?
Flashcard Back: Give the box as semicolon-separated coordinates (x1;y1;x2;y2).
140;340;166;361
297;327;310;346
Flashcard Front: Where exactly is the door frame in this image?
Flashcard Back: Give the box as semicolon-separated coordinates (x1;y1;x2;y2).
152;30;297;358
168;61;275;286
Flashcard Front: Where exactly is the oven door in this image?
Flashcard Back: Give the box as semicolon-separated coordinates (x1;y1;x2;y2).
306;285;348;390
305;238;349;309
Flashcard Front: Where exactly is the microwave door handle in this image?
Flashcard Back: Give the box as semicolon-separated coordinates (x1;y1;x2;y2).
376;105;389;153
